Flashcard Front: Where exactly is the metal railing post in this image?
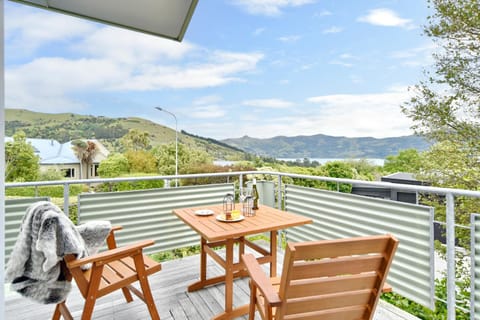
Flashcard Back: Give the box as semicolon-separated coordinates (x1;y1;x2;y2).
446;193;455;320
277;174;282;210
471;214;476;319
63;183;70;217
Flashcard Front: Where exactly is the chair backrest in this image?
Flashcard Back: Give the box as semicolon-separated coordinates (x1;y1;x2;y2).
276;234;399;320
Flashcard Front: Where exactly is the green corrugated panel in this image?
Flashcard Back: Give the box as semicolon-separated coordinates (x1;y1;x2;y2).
471;214;480;320
5;197;50;264
78;184;235;254
284;185;434;310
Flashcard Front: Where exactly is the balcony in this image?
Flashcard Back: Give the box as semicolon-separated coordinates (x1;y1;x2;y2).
4;171;480;320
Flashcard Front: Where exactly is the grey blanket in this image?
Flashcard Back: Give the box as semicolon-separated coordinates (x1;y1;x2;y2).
5;201;111;304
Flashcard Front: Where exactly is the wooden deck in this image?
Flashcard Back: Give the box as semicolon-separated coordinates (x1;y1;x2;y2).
5;243;418;320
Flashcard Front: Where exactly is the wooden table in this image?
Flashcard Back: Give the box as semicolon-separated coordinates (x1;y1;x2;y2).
173;204;312;320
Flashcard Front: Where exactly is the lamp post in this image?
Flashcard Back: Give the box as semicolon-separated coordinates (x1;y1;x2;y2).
155;107;178;187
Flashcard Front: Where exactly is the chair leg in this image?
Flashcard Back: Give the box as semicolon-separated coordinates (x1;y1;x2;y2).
133;255;160;320
249;281;257;320
121;287;134;303
81;265;103;320
81;298;97;320
52;301;73;320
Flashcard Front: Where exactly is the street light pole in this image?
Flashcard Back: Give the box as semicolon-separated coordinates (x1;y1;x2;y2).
155;107;178;187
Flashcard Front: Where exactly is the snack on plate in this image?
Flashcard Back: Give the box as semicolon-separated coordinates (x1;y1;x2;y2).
231;209;241;219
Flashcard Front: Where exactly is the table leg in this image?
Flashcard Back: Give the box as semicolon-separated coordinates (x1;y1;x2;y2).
225;238;234;313
201;237;207;282
270;231;277;277
188;237;208;292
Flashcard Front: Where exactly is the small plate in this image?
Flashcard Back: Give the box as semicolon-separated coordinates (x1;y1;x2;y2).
194;209;214;216
216;214;245;222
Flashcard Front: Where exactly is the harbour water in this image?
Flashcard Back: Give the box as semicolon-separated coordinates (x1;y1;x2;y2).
276;158;385;166
214;158;385;166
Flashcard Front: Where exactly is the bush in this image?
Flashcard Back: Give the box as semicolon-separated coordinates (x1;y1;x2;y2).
182;163;255;186
95;174;165;192
6;184;84;197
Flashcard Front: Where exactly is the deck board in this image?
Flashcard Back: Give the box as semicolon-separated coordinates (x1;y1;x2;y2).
5;243;416;319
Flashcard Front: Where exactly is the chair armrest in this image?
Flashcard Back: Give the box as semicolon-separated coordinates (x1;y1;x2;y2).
106;225;123;249
66;239;155;269
382;282;393;293
111;225;123;232
241;253;282;307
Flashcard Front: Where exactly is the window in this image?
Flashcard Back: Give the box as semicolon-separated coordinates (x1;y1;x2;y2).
64;168;75;178
91;164;100;177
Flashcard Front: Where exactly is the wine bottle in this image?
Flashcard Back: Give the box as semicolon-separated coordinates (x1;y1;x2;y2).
252;178;259;210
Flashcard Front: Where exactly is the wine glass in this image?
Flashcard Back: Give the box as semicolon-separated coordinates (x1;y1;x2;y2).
239;186;252;213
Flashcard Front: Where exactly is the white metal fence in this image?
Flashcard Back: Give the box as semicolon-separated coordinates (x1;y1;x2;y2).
5;170;480;320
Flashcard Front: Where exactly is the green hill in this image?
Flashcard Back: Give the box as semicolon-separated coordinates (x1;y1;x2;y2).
5;109;245;160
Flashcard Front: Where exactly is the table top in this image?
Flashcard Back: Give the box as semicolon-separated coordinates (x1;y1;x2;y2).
173;204;312;242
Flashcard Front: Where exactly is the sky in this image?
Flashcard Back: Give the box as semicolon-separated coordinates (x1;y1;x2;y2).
5;0;434;140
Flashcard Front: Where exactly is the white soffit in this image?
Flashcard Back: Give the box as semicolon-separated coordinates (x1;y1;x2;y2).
9;0;198;41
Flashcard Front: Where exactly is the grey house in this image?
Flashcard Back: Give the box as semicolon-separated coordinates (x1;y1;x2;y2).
5;137;109;179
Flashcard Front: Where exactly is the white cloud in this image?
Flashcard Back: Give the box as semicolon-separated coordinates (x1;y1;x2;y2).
339;53;357;60
305;90;414;137
243;99;294;108
329;53;358;67
315;10;332;17
253;28;266;36
78;27;195;64
231;0;316;16
278;35;302;43
322;26;343;34
112;51;264;90
6;5;96;55
329;60;353;68
390;43;435;67
189;105;227;119
188;90;416;139
357;8;415;29
193;95;223;106
6;57;126;111
6;18;264;109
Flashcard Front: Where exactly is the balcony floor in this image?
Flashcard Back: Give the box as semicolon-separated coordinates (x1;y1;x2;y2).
5;243;418;320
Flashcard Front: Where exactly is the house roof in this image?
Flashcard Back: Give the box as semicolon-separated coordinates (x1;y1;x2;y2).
5;137;109;165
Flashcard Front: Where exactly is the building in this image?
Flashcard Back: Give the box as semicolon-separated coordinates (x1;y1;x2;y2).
5;137;109;179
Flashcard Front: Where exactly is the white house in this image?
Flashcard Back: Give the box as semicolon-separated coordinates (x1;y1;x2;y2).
5;137;109;179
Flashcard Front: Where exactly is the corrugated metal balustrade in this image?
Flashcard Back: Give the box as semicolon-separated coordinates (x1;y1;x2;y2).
284;184;435;309
78;183;234;254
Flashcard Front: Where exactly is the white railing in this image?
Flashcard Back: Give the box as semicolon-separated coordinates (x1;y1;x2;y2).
5;170;480;320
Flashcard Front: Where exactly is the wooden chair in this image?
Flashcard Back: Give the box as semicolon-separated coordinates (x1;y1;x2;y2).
241;234;399;320
53;226;162;320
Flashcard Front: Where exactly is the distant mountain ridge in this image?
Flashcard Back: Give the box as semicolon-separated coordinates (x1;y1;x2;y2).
222;134;431;159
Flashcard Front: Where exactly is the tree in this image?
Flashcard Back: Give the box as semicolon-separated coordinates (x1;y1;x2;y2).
125;150;157;173
152;143;212;175
97;153;130;178
399;3;480;316
400;0;480;213
383;149;422;174
402;0;480;150
5;131;40;182
72;139;98;179
120;129;150;151
323;161;355;193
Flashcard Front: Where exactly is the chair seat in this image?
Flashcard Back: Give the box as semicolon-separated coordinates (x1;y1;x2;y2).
82;255;162;298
